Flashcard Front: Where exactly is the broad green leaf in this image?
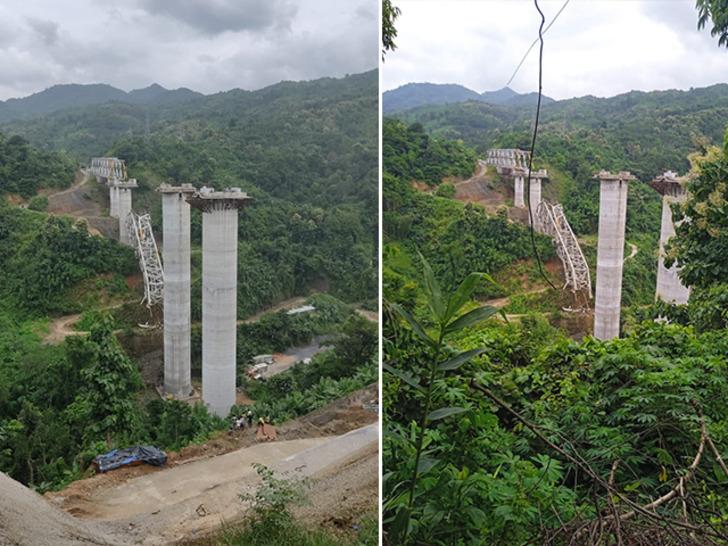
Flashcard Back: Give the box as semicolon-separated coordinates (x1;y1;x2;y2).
383;363;421;389
445;305;500;333
391;303;436;346
438;347;487;370
445;272;497;322
427;406;467;421
417;455;439;474
389;506;411;542
714;462;728;484
418;250;445;321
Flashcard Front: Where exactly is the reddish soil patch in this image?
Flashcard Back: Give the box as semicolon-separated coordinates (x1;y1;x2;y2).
410;180;432;192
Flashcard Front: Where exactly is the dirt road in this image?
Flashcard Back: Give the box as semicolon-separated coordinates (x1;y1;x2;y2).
238;296;309;324
47;172;103;218
43;314;83;344
626;242;638;261
46;171;118;238
52;425;377;545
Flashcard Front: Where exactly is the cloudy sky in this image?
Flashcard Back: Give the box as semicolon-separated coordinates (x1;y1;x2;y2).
384;0;728;100
0;0;378;100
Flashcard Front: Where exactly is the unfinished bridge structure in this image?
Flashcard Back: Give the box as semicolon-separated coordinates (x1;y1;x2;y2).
649;171;691;305
534;201;592;300
486;148;592;303
89;158;163;310
90;159;254;415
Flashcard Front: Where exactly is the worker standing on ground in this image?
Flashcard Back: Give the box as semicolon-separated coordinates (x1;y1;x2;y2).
246;410;254;428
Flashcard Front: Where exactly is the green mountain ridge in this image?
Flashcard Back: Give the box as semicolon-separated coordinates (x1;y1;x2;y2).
0;83;203;124
382;82;555;113
391;82;728;183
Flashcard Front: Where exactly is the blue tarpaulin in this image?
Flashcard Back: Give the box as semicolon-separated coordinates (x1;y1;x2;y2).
94;445;167;473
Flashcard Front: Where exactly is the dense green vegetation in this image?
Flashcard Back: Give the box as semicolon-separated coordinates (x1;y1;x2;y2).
382;83;553;114
384;288;728;544
5;71;378;313
384;80;728;544
0;319;224;491
0;132;74;197
383;121;554;301
239;313;377;423
0;202;137;316
383;119;477;185
0;83;201;124
394;84;728;182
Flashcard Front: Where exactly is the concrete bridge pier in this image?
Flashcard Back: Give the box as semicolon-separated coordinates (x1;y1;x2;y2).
108;182;119;218
159;184;196;398
513;168;525;208
113;179;138;246
187;187;253;417
526;169;547;224
650;171;690;304
593;170;634;340
528;175;542;210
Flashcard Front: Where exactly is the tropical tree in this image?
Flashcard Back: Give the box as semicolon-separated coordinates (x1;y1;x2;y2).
382;0;401;59
697;0;728;47
384;253;500;543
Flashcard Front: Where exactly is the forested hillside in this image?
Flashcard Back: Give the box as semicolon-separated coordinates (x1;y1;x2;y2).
0;132;75;197
0;71;379;493
392;83;728;180
4;70;379;313
382;83;554;113
384;84;728;306
0;83;202;124
384;81;728;543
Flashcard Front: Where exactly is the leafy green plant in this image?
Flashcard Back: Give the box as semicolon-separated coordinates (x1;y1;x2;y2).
240;464;310;532
384;252;500;543
26;195;48;212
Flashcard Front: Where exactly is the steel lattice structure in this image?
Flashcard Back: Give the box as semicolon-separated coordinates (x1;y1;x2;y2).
89;157;127;180
535;201;592;297
127;213;164;308
485;148;530;170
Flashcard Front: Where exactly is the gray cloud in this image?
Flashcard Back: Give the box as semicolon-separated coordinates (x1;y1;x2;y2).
0;0;377;100
383;0;728;100
25;18;59;46
137;0;298;35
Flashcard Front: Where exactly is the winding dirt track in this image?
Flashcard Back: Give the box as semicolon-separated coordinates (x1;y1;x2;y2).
626;242;639;261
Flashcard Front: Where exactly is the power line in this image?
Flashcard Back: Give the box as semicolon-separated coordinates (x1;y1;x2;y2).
505;0;570;88
525;0;558;291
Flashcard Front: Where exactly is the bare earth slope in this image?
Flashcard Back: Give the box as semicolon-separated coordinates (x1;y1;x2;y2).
0;473;120;546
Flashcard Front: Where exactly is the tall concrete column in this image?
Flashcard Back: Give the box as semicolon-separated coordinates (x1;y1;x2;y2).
529;176;542;209
158;183;196;398
514;175;525;208
114;179;138;246
526;169;547;226
593;171;635;340
650;171;690;304
108;182;119;218
188;187;253;417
